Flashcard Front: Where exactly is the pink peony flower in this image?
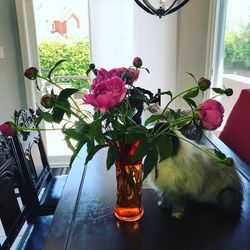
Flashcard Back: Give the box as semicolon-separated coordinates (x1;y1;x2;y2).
0;122;17;136
91;67;139;90
83;76;127;112
199;99;225;130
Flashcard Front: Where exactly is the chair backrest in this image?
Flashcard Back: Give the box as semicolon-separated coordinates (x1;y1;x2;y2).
12;109;52;202
219;89;250;165
0;136;29;249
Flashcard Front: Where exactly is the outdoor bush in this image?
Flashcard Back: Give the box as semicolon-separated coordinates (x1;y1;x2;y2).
39;40;90;89
224;23;250;71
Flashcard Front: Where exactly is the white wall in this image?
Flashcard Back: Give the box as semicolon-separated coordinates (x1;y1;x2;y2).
176;0;211;106
133;2;177;106
89;0;133;68
0;0;27;123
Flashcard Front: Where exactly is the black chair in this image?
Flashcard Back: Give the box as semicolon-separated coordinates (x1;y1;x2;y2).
0;135;53;250
12;108;67;215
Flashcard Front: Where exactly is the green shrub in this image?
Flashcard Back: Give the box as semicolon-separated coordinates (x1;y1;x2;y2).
224;23;250;71
39;40;90;89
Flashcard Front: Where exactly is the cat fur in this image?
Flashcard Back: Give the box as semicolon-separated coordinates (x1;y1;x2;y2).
146;130;243;218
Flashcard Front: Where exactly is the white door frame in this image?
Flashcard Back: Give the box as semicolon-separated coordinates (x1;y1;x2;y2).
15;0;40;108
15;0;68;165
205;0;228;91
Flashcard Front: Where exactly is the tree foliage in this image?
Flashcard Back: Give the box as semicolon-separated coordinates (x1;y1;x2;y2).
224;23;250;71
39;40;90;89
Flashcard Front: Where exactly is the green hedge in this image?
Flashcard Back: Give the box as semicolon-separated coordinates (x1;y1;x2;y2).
39;40;90;89
224;23;250;70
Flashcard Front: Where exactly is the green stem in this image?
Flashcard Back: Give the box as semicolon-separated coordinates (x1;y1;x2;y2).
161;86;198;116
151;86;199;135
16;126;62;132
153;114;195;139
168;132;222;162
54;103;82;120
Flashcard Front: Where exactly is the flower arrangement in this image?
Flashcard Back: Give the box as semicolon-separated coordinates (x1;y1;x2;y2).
0;57;234;180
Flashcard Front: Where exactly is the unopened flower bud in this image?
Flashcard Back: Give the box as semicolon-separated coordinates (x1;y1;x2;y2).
224;157;234;166
24;67;38;80
40;94;56;109
0;121;17;136
133;57;143;68
89;63;95;70
225;88;233;96
198;77;211;91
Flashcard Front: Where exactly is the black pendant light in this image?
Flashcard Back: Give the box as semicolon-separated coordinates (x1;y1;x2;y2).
134;0;190;18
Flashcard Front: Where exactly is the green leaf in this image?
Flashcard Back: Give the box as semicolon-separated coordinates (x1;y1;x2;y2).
212;88;224;94
172;109;181;120
143;146;158;180
132;140;150;162
125;125;149;135
183;87;199;98
185;72;197;83
56;88;79;102
64;135;75;152
214;149;226;160
183;97;197;108
158;135;173;162
63;128;83;141
106;146;118;170
160;91;172;99
144;114;165;127
85;145;108;165
48;59;66;80
52;100;71;123
75;120;89;134
90;119;105;144
34;116;43;126
69;139;87;167
41;112;53;123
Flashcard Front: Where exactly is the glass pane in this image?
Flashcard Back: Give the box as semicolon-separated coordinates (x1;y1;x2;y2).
33;0;90;164
219;0;250;131
224;0;250;78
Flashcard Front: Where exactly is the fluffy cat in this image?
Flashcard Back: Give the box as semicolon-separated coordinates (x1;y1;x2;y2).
145;105;243;219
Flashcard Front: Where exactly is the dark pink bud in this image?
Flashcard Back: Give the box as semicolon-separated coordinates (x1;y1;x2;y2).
0;122;17;136
40;94;56;109
24;67;38;80
133;57;143;68
198;77;211;91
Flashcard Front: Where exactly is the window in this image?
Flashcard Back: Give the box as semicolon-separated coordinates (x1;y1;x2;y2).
210;0;250;131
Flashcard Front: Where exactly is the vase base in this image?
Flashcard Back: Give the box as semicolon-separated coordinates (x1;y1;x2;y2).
114;206;144;222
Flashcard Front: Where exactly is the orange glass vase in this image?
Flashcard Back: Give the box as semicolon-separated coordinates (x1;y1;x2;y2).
114;141;144;222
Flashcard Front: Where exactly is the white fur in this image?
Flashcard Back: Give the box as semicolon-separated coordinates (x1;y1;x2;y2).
147;131;243;216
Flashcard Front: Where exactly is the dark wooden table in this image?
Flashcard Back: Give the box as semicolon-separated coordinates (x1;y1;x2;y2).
44;133;250;250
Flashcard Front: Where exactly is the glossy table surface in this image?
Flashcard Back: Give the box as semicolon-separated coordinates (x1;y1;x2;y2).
44;133;250;250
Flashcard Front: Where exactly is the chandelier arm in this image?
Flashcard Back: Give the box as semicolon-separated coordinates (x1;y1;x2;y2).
142;0;158;13
164;0;189;15
164;0;178;14
134;0;155;15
